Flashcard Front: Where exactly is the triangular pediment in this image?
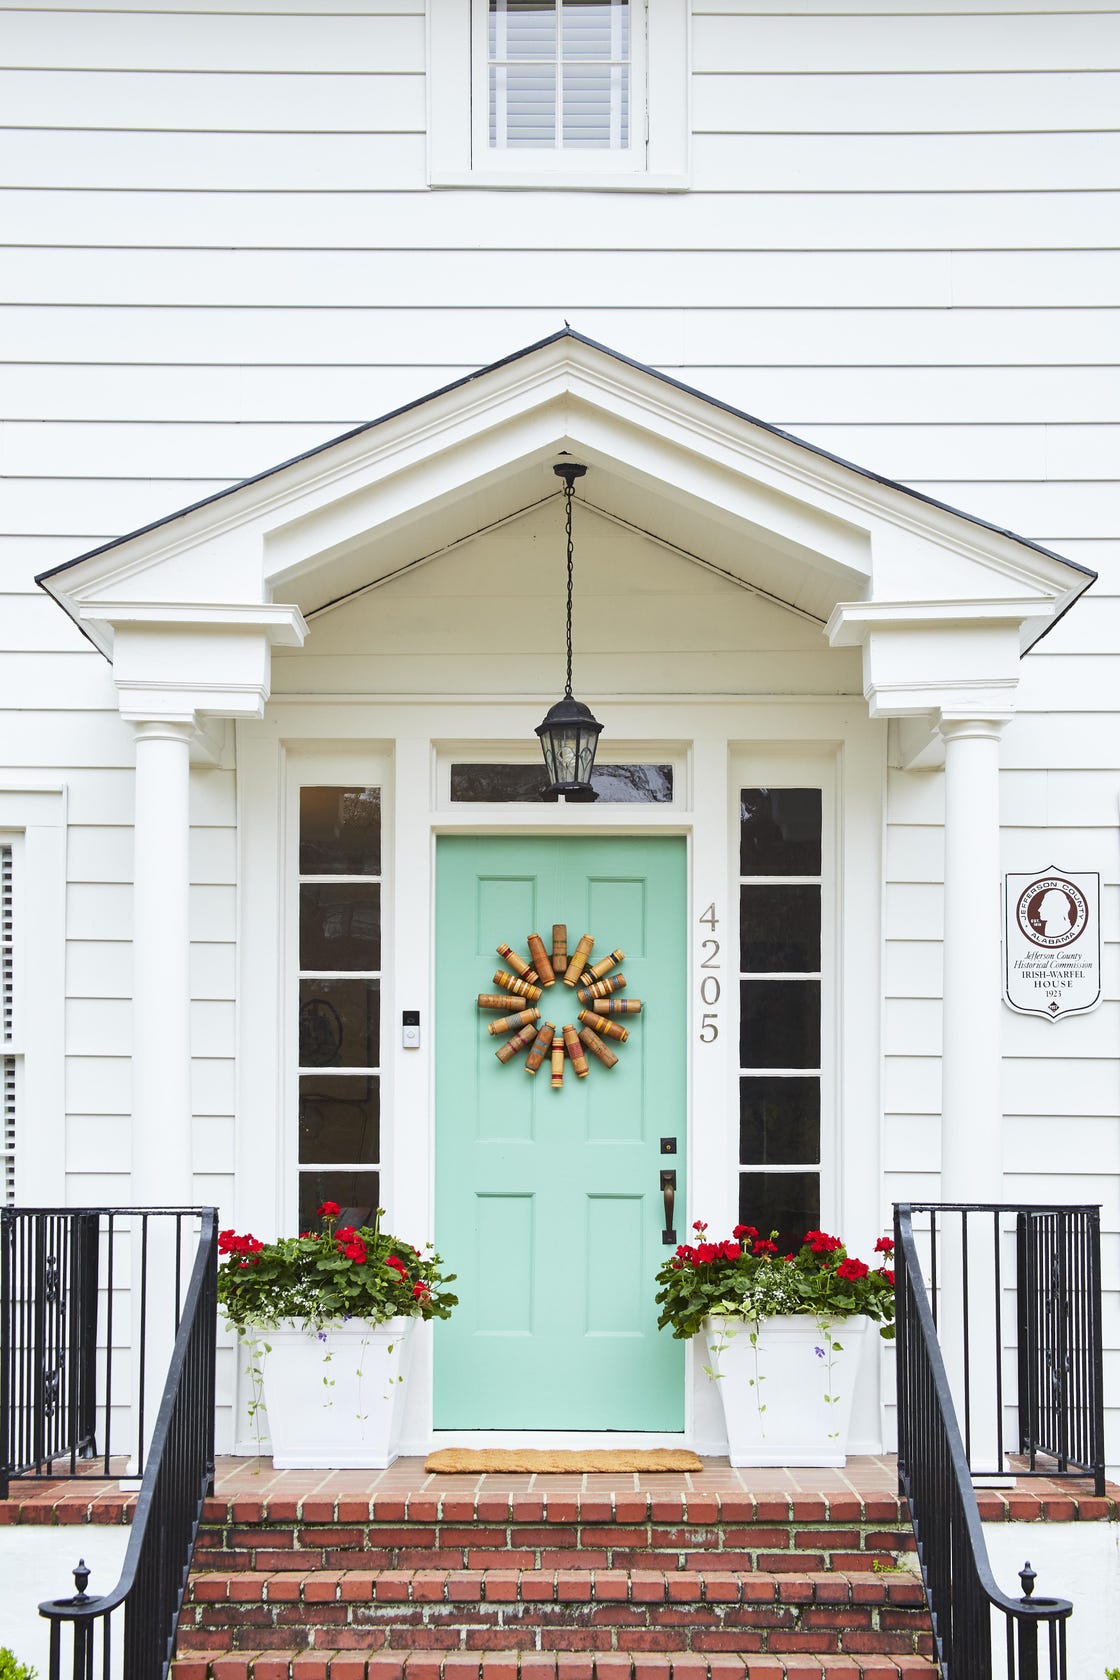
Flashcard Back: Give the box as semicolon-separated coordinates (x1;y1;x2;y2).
38;330;1093;660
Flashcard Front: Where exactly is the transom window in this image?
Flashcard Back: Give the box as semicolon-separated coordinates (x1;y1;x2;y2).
738;788;823;1253
488;0;630;151
297;787;382;1232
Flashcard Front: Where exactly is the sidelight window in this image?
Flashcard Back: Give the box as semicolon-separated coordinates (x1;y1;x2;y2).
738;788;823;1253
297;787;382;1231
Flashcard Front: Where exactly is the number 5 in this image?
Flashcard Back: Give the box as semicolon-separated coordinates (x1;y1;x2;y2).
699;1013;719;1044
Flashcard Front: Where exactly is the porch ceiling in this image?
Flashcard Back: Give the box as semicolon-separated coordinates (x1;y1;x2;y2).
37;329;1094;661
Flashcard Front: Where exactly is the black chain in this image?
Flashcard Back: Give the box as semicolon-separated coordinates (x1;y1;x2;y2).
564;477;575;698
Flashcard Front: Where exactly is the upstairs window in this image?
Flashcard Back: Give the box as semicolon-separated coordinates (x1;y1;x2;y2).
428;0;689;190
488;0;630;152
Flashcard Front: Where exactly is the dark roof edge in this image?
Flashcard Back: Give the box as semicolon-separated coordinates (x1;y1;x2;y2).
36;326;1098;599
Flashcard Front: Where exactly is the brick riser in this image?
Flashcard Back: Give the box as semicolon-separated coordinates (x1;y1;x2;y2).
172;1493;936;1677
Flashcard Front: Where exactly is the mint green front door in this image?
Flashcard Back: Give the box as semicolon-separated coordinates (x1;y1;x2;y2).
435;836;686;1430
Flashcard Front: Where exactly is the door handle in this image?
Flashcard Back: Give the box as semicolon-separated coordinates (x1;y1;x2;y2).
660;1170;677;1245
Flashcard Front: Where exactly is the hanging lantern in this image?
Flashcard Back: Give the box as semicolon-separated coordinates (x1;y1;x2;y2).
535;463;603;802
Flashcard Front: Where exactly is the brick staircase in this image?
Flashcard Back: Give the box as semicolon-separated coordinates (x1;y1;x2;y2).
170;1484;938;1679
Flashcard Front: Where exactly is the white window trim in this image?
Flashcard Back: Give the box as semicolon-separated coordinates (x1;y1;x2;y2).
427;0;690;191
0;787;67;1206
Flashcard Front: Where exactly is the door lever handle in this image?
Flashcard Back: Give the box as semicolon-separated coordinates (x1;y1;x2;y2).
660;1169;677;1245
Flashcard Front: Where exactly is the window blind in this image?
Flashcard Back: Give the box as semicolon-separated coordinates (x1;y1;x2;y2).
489;0;629;150
1;843;13;1203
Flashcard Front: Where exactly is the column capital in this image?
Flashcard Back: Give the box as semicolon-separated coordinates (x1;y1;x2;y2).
130;717;198;745
938;715;1010;745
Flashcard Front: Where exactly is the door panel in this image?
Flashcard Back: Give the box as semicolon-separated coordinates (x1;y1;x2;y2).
434;835;686;1430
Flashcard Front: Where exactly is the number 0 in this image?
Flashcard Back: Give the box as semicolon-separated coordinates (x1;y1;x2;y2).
700;975;721;1005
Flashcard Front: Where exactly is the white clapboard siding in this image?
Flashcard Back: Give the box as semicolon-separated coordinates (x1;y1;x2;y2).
1;422;351;480
0;70;426;131
0;653;116;711
3;478;234;536
65;1054;131;1114
189;944;236;1002
692;131;1120;193
884;998;943;1058
3;11;425;72
884;941;942;1001
0;130;428;191
0;593;93;650
66;998;132;1057
1017;657;1120;711
883;1116;939;1175
0;249;961;309
693;70;1120;132
67;941;132;1001
691;11;1120;74
884;1055;942;1116
191;1058;236;1116
3;188;1115;252
65;1115;129;1173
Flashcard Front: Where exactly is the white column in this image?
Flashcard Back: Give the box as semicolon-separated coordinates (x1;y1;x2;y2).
939;714;1008;1476
131;719;195;1205
940;716;1007;1203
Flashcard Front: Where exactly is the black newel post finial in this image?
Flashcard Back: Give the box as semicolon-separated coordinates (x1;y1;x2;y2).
72;1558;91;1601
1019;1561;1037;1601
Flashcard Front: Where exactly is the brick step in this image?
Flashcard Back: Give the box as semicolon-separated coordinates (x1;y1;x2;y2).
177;1567;931;1659
171;1652;940;1679
193;1493;915;1577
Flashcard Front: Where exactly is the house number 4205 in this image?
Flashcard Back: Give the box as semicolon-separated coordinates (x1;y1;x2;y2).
698;903;720;1042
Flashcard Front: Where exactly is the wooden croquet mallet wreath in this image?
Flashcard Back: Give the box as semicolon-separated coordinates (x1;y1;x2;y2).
477;924;643;1088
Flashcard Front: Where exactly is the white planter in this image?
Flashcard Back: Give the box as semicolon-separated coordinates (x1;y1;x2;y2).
703;1313;869;1468
257;1317;415;1469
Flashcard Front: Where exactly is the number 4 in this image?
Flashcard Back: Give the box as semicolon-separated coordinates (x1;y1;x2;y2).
699;903;718;930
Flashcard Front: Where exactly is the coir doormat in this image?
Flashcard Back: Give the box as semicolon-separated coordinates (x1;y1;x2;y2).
424;1448;704;1473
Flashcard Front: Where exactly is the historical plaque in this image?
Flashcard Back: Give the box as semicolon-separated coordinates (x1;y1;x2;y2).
1004;867;1101;1020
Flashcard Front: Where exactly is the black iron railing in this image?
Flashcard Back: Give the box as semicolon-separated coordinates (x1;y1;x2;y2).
900;1202;1105;1490
1;1207;217;1680
895;1203;1089;1679
1;1206;216;1491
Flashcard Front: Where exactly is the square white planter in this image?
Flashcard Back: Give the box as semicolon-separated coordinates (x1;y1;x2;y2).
257;1317;415;1469
703;1313;870;1467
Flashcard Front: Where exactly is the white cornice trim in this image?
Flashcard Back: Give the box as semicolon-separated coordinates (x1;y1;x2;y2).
77;601;308;646
826;597;1059;648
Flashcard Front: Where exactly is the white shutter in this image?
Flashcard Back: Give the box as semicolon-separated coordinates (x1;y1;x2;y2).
489;0;629;151
1;843;13;1203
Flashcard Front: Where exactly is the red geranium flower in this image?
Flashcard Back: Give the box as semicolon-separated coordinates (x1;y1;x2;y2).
386;1254;409;1276
733;1224;758;1242
804;1230;843;1255
877;1267;895;1286
317;1200;342;1219
341;1238;367;1263
753;1239;778;1256
875;1237;895;1254
334;1225;357;1242
836;1257;869;1282
412;1282;431;1301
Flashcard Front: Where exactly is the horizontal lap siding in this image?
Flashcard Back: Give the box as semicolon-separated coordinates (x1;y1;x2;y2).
1;0;1117;1454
